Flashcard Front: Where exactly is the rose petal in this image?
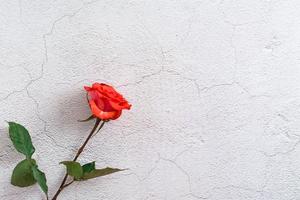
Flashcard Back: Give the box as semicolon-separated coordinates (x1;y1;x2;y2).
110;101;131;110
88;91;105;110
93;83;123;99
86;82;131;120
89;100;121;120
111;110;122;120
84;86;92;91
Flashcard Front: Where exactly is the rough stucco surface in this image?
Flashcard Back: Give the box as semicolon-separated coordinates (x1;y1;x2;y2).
1;0;300;200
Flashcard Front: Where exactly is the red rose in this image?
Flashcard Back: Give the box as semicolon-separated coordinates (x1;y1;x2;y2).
84;83;131;120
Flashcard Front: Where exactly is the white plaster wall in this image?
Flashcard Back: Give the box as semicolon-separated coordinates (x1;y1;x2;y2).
1;0;300;199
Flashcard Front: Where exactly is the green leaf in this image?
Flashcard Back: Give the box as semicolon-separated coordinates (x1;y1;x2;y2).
32;165;48;197
11;159;36;187
60;161;83;179
82;167;123;180
82;161;95;174
8;122;35;158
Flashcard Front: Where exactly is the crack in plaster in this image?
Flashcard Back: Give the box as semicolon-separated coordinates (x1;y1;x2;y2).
260;138;300;157
0;66;34;102
19;0;103;149
160;156;208;200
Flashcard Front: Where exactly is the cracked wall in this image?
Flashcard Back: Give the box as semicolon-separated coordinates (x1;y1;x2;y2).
1;0;300;199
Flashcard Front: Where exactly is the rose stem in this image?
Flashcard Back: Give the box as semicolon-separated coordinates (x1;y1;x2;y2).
51;119;105;200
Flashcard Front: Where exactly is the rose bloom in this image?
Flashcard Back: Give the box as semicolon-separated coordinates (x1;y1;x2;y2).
84;83;131;120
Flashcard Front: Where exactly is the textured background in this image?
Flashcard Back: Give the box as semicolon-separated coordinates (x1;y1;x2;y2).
1;0;300;199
